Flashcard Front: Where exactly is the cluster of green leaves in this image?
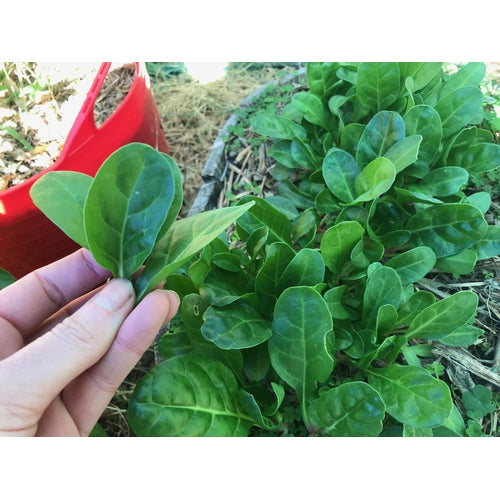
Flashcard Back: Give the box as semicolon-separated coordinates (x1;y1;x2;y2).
222;80;297;153
128;194;483;436
461;384;498;436
29;143;254;301
127;62;500;437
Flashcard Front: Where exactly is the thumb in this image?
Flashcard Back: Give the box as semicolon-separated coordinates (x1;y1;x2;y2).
0;279;135;434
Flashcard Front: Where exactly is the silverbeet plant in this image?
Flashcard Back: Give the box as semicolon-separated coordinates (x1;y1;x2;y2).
29;142;254;302
123;62;499;437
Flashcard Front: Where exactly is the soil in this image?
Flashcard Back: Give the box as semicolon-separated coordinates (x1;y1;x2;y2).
0;62;134;191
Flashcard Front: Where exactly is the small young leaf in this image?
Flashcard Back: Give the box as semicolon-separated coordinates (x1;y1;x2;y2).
291;91;330;129
307;382;385;436
473;226;500;260
368;364;452;428
383;135;422;173
320;221;364;280
128;355;256;436
356;111;406;167
353;157;396;203
462;384;496;419
134;202;254;300
30;171;93;248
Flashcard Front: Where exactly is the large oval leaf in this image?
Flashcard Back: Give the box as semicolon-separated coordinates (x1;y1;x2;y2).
269;286;334;406
407;203;488;258
30;171;93;248
307;382;385;436
459;143;500;173
434;86;484;137
417;166;468;197
128;355;256;436
368;364;452;428
291;91;330;129
85;143;174;278
356;62;401;113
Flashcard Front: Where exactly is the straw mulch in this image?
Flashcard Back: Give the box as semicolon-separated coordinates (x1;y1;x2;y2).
150;64;293;215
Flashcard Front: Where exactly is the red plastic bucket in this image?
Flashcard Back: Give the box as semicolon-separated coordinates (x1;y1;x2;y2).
0;62;169;278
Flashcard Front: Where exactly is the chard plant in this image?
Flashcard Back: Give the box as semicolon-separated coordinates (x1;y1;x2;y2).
124;62;499;437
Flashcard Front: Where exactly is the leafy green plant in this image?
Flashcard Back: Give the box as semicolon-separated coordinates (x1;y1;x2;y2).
125;62;499;437
29;142;254;301
461;384;498;436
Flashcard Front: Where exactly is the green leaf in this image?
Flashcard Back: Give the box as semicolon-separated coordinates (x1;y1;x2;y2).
128;355;256;436
434;86;484;137
30;171;92;248
462;384;495;419
385;247;436;286
417;167;468;197
320;221;364;280
323;285;350;320
322;148;360;204
440;62;486;98
397;290;436;326
157;153;184;239
255;242;295;316
356;62;400;113
407;290;478;340
403;105;442;171
278;248;325;291
307;62;341;99
362;265;404;330
201;301;272;350
134;202;254;300
291;91;330;129
438;324;483;347
473;226;500;260
400;62;443;92
0;268;16;289
84;143;174;278
269;287;334;410
383;135;422;173
407;203;488;258
236;196;292;245
368;364;452;427
435;249;477;277
459;143;500;173
356;111;406;168
353;157;396;203
308;382;385;436
251;112;307;140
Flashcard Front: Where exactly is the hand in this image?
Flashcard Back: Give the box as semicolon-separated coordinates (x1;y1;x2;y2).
0;248;179;436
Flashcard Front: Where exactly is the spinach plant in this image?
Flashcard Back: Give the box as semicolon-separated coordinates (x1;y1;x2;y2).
30;142;254;301
126;63;499;437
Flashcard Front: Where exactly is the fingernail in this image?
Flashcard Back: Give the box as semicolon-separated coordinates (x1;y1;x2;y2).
93;279;135;312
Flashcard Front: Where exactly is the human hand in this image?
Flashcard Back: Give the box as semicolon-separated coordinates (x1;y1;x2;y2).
0;248;179;436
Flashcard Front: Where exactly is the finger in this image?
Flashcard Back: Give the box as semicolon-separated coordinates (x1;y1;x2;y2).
0;249;112;352
0;278;135;436
61;289;180;436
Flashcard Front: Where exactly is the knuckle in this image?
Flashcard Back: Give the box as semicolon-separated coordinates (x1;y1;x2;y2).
50;315;97;352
